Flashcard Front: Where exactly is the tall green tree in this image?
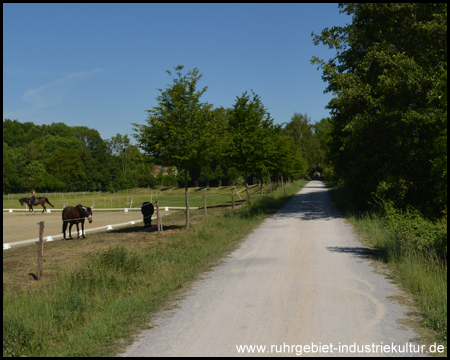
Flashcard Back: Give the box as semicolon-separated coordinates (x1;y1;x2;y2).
3;119;116;192
227;91;275;199
313;117;334;180
271;134;308;185
283;112;322;177
311;3;447;216
106;133;131;175
3;143;27;193
133;65;220;229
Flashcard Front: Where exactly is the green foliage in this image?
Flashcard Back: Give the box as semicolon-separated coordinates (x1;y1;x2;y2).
283;112;322;174
214;165;225;184
175;168;191;188
106;134;131;175
133;65;230;227
200;166;216;187
271;134;308;180
133;65;218;172
2;119;153;193
225;91;306;192
112;171;137;190
382;203;447;260
226;167;242;186
227;91;273;180
3;142;28;193
200;164;225;187
26;160;53;190
311;3;447;216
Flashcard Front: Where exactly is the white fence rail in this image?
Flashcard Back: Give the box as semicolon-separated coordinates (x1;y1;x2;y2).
3;206;199;213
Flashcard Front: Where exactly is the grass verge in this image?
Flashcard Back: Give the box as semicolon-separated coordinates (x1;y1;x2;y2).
3;180;307;357
327;184;447;356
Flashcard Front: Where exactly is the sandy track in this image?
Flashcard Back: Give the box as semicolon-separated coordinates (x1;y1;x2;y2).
2;210;145;245
120;181;425;357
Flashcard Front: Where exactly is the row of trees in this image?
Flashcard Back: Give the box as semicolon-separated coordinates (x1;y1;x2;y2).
133;65;329;229
3;120;157;193
4;108;327;203
4;67;331;232
311;3;447;218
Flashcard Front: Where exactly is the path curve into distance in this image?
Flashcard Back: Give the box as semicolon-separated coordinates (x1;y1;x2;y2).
121;181;426;357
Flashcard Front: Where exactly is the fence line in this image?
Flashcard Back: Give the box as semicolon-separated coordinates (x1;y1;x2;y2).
3;188;273;242
2;211;167;277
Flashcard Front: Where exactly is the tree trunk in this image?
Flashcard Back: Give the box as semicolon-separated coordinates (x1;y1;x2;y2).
185;167;190;230
260;172;263;195
245;170;250;202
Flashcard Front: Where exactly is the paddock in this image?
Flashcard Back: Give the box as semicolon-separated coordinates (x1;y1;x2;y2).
2;210;169;246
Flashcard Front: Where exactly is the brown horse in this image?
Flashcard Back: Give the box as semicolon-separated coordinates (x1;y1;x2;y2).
19;197;54;214
62;205;93;240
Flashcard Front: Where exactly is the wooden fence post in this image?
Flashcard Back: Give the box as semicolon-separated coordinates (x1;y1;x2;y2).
37;221;44;280
156;201;161;235
203;195;207;220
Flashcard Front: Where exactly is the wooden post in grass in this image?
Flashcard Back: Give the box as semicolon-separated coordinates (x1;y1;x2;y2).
37;221;44;280
160;208;164;235
156;201;161;235
203;195;207;220
232;190;235;211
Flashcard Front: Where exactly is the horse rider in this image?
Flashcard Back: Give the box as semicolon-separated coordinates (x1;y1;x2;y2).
30;189;36;206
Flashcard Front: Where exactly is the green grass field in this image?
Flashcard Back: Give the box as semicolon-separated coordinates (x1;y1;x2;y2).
3;184;277;210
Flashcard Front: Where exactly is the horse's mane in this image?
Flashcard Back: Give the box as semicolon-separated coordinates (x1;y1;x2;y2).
76;204;92;216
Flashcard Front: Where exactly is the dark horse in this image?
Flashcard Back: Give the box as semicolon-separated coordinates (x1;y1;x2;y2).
141;202;155;229
19;197;54;214
62;205;93;240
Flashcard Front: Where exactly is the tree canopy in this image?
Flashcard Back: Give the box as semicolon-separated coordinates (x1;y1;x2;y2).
311;3;447;216
133;65;225;229
2;120;155;193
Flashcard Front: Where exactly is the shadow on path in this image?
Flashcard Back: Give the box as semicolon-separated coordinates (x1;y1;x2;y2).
326;246;383;259
272;181;342;222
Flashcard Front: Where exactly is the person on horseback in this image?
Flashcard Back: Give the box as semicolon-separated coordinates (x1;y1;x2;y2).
30;189;36;206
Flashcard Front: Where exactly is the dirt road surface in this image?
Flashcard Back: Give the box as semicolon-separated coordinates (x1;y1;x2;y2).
120;181;426;357
3;211;146;245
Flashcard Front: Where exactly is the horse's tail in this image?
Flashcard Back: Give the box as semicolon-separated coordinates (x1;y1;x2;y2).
45;198;55;207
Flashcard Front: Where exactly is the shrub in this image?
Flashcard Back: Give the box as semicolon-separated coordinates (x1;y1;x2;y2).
382;203;447;260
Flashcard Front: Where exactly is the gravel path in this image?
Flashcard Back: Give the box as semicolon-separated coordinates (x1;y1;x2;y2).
120;181;426;357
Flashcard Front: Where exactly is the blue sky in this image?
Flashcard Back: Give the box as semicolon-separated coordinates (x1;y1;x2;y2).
3;4;351;143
